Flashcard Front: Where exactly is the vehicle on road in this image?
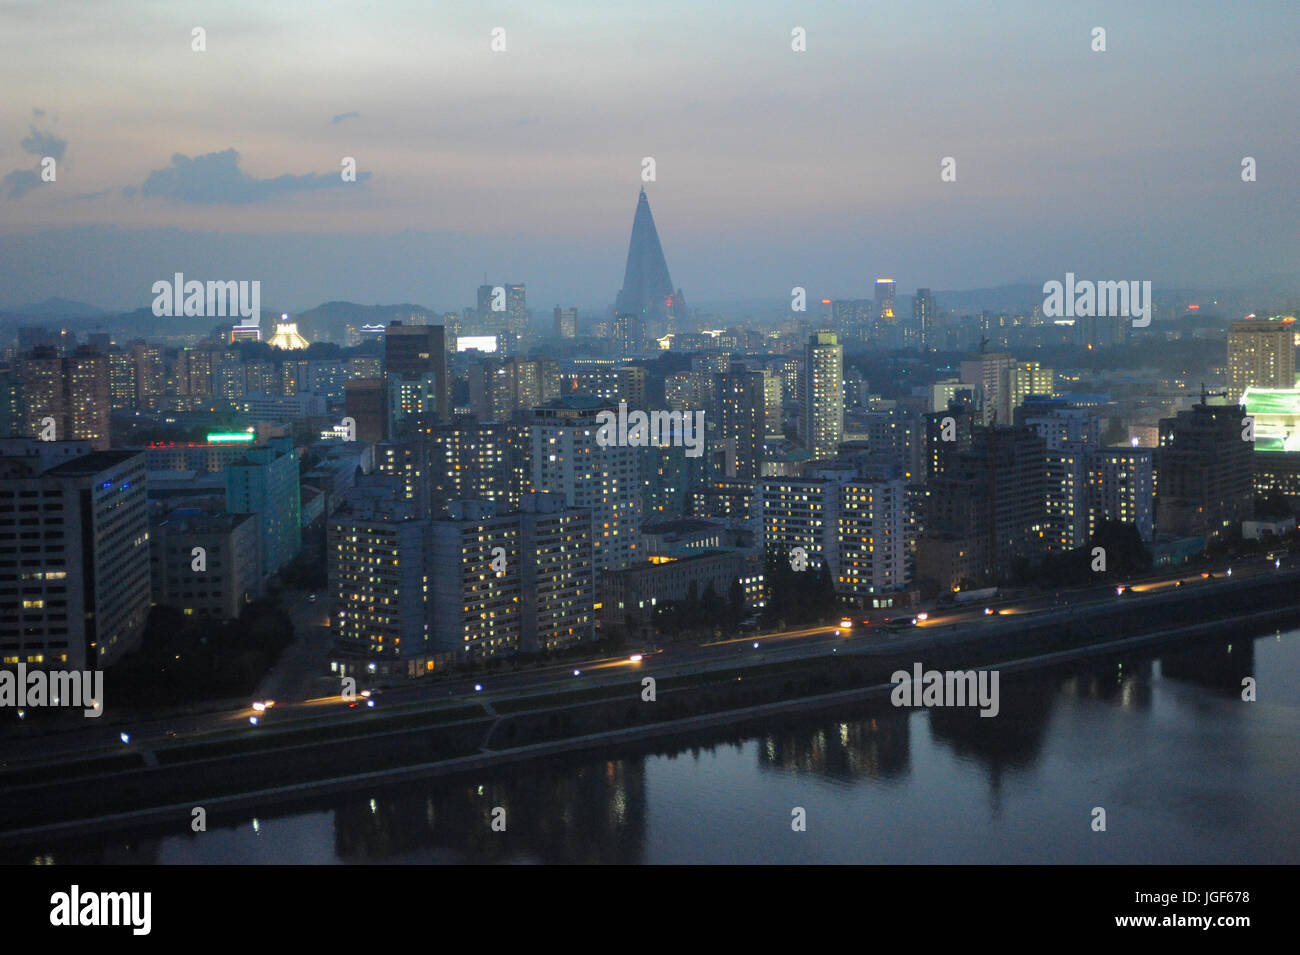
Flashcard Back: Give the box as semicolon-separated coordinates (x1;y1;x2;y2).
952;587;999;605
882;616;918;632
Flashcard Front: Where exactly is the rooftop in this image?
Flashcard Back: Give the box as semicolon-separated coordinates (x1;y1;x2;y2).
44;450;143;477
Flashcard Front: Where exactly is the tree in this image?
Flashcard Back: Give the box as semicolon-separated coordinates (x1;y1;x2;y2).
700;580;720;628
1256;490;1293;520
727;577;746;628
1088;520;1152;577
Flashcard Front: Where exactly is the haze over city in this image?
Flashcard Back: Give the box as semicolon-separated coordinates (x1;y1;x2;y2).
2;0;1297;311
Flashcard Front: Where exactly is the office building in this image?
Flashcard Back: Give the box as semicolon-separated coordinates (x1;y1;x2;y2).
0;445;149;669
150;510;262;620
225;437;302;576
600;548;763;629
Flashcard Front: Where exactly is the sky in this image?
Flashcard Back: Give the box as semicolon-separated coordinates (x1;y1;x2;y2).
0;0;1296;313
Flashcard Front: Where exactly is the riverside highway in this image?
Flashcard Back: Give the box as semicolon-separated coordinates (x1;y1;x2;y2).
2;552;1293;770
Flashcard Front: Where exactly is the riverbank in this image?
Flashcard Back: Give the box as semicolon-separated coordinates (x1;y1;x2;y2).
1;571;1295;846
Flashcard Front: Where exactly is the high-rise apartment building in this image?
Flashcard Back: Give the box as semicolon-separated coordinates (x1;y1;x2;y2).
130;341;164;409
329;479;434;667
715;364;773;481
517;492;595;654
960;352;1016;426
874;279;897;342
17;346;111;450
344;378;387;443
554;306;578;338
506;284;527;335
1228;317;1296;400
384;321;450;425
919;424;1046;587
760;462;910;605
911;288;935;351
803;332;843;459
1088;447;1154;543
429;500;522;659
423;416;521;515
526;396;640;571
1155;401;1253;538
1007;361;1056;413
617;367;647;409
108;351;137;410
1018;398;1100;551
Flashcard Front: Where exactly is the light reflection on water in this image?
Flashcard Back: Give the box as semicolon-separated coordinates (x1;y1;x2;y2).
21;629;1300;865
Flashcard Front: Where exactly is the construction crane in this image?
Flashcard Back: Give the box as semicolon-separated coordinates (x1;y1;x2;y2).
1199;383;1229;406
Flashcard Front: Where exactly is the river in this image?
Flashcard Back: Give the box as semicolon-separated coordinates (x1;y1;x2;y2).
14;626;1300;864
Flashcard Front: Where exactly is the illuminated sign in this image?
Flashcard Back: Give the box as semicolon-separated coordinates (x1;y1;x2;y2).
456;335;498;353
206;432;255;443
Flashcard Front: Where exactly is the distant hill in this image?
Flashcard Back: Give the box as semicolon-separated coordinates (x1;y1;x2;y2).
928;284;1045;313
2;297;107;318
294;301;441;342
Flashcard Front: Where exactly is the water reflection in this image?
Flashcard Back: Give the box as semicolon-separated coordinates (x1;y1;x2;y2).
756;705;910;780
9;628;1296;864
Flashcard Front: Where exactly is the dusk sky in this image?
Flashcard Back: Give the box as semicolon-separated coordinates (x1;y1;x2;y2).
1;0;1296;312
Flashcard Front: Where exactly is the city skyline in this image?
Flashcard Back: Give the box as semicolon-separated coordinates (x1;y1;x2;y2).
1;0;1297;886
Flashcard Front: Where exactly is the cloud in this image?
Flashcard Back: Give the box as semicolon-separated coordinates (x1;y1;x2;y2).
330;111;360;125
73;189;110;200
3;169;41;199
138;148;369;204
21;126;66;160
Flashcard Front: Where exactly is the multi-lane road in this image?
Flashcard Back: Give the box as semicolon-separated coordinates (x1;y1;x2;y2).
2;551;1292;768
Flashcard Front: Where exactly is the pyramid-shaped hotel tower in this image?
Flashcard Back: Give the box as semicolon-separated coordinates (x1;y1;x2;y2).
615;187;684;335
